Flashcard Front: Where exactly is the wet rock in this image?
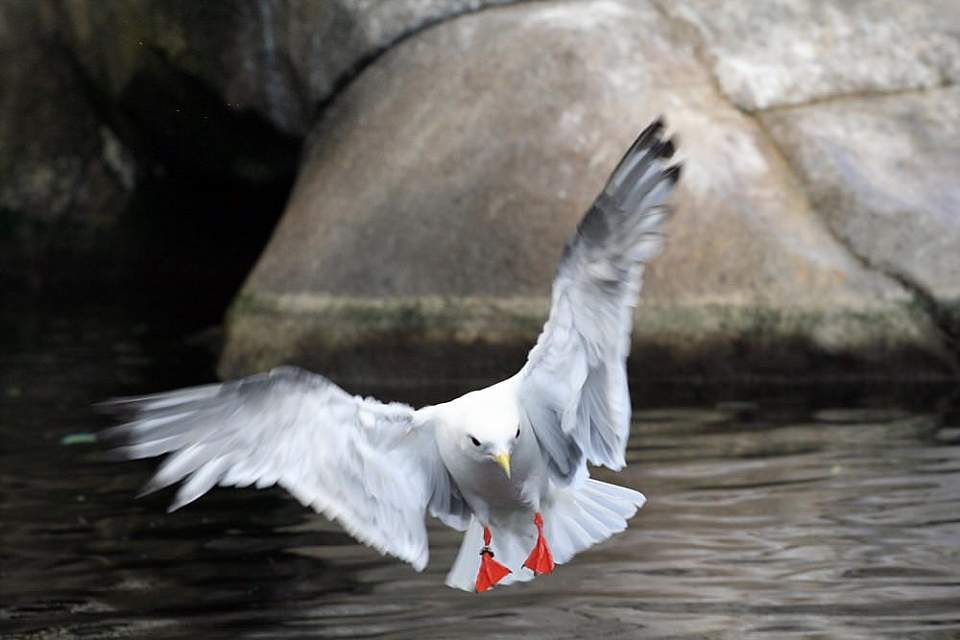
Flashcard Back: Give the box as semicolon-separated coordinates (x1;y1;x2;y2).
760;87;960;300
54;0;521;136
220;0;947;380
658;0;960;111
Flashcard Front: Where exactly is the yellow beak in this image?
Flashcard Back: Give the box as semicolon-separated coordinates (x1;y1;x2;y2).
494;452;511;479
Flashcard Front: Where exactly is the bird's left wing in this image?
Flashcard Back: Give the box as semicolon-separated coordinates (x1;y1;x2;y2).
102;366;470;570
517;120;681;484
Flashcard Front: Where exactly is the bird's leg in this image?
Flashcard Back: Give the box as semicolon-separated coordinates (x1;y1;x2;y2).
475;526;511;593
523;512;555;575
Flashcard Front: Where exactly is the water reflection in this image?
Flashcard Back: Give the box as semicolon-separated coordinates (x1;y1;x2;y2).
1;299;959;639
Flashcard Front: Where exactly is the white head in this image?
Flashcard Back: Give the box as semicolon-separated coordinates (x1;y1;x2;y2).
459;414;521;478
439;380;523;478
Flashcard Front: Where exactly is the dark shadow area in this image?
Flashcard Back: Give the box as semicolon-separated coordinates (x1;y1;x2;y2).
3;45;302;333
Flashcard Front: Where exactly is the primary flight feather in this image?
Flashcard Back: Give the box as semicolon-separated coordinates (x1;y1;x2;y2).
103;118;682;591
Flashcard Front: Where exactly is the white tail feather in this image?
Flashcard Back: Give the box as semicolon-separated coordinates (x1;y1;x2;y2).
445;479;646;591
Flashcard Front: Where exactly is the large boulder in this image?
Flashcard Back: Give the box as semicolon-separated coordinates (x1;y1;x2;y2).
659;0;960;111
220;0;949;381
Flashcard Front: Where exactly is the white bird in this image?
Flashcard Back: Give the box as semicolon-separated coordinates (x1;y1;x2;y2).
102;119;681;592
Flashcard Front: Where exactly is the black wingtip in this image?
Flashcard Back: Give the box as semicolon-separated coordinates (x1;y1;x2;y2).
606;118;674;187
627;118;678;165
632;117;665;153
642;116;662;131
663;163;683;185
659;137;676;160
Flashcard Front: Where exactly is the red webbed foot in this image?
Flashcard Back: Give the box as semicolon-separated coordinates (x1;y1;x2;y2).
523;512;555;575
475;526;511;592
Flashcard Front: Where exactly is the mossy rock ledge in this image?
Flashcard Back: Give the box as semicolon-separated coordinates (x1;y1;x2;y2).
220;292;955;382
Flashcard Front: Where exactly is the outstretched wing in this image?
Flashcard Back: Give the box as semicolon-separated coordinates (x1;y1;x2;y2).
102;366;470;570
518;119;681;483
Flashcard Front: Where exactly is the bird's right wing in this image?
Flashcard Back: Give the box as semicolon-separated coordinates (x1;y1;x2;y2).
518;119;681;483
101;366;471;570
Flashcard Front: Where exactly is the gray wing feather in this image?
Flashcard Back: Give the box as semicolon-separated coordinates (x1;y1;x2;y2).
520;119;681;482
103;366;471;570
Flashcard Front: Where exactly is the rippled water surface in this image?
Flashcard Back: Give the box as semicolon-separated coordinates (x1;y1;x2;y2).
2;299;960;639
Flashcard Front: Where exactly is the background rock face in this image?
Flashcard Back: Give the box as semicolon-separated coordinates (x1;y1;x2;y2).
2;0;958;380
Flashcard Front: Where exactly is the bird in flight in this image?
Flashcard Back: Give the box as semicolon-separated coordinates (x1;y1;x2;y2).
103;119;681;592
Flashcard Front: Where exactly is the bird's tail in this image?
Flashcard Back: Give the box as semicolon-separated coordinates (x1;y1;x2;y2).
541;478;646;565
444;479;646;591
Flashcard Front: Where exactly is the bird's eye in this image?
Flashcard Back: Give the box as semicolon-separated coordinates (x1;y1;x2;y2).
469;436;481;447
516;426;521;438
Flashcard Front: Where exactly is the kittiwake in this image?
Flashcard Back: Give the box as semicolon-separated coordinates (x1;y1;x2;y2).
102;118;682;592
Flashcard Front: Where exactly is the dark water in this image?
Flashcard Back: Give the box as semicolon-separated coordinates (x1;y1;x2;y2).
2;299;960;639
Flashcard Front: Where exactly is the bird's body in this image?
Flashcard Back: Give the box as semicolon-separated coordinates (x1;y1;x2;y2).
422;372;648;590
429;377;542;517
103;119;682;591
